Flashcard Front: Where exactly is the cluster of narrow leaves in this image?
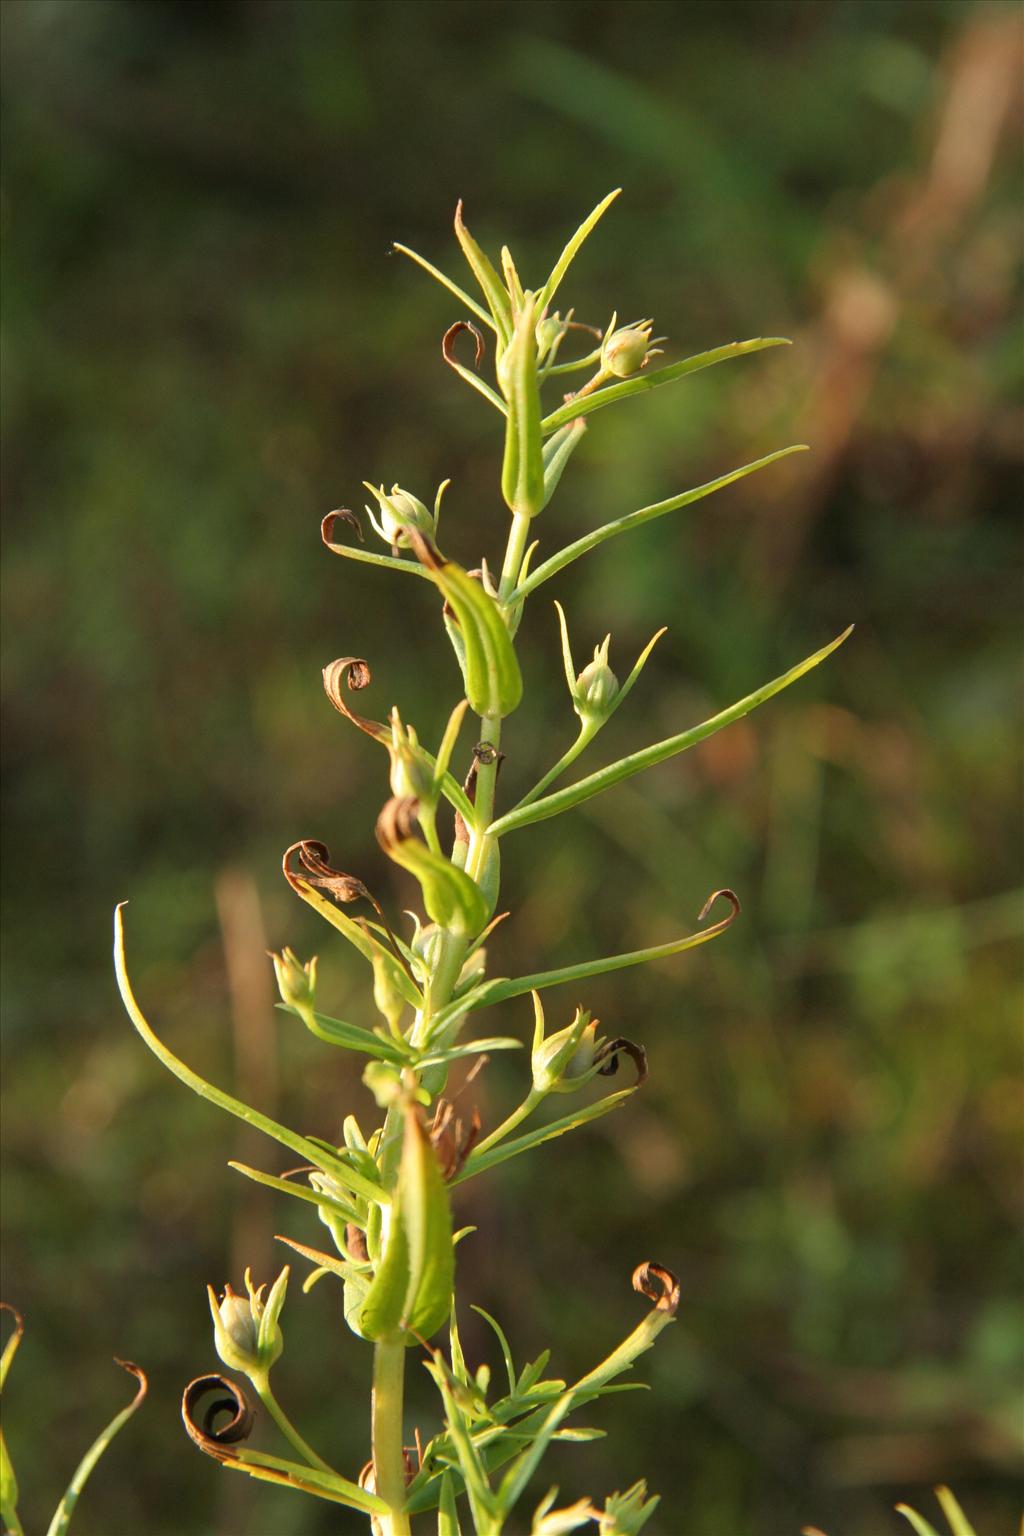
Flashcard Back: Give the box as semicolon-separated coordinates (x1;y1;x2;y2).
104;191;857;1533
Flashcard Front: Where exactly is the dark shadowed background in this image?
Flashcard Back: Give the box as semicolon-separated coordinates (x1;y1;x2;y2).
2;2;1022;1533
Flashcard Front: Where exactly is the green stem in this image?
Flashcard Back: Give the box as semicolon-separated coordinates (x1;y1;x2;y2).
372;1340;411;1536
512;719;597;811
499;512;532;600
254;1376;336;1477
471;1086;545;1157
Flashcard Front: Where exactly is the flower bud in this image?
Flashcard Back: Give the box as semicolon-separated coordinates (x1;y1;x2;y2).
270;948;317;1023
207;1266;289;1383
531;1001;601;1095
601;319;659;379
364;484;434;549
387;709;435;803
372;950;406;1034
574;636;619;716
535;311;567;362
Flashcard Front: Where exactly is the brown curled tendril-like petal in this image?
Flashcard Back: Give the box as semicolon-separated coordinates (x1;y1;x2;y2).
322;508;365;546
321;657;389;743
697;887;741;931
442;319;485;371
182;1374;255;1461
283;839;414;980
282;840;373;906
375;795;421;852
594;1036;648;1087
631;1261;680;1315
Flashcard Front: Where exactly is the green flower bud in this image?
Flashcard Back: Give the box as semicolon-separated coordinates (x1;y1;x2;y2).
601;319;660;379
387;708;435;802
531;1001;601;1095
363;483;434;549
535;311;567;362
270;948;317;1023
207;1266;289;1382
575;636;619;716
372;950;407;1034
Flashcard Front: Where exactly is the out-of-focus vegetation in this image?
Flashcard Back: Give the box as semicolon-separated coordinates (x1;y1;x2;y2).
2;2;1021;1533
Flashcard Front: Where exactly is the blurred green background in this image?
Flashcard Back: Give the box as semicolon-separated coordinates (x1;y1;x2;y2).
2;1;1021;1533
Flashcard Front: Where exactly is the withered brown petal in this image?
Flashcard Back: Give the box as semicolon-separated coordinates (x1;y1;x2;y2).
282;839;372;905
631;1260;681;1315
322;507;365;545
595;1036;648;1087
442;319;486;371
322;657;389;742
182;1373;255;1461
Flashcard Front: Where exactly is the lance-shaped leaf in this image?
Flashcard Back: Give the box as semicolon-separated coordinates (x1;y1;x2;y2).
453;1089;635;1184
228;1162;361;1227
499;294;546;519
489;628;854;837
406;529;522;719
539;417;587;508
377;797;490;936
454;200;512;345
462;890;740;1010
0;1306;23;1536
358;1105;455;1346
277;1004;412;1064
541;337;792;436
45;1362;147;1536
511;445;808;602
536;188;621;315
114;906;389;1208
392;242;495;332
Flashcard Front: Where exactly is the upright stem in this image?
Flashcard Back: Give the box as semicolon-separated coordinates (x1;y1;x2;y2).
372;1340;411;1536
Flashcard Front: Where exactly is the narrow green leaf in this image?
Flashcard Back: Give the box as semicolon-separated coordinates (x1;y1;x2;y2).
407;531;523;720
464;890;738;1006
895;1507;943;1536
0;1306;23;1394
114;907;389;1207
453;1090;635;1184
541;337;792;435
438;1472;463;1536
284;878;424;1008
471;1307;518;1397
0;1430;20;1536
496;1394;574;1513
539;417;587;509
227;1162;360;1225
489;628;854;836
934;1488;978;1536
512;446;808;602
393;242;495;331
453;202;512;343
537;189;621;314
414;1036;523;1069
321;517;433;581
221;1444;388;1515
281;1004;410;1064
45;1362;147;1536
274;1234;366;1284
